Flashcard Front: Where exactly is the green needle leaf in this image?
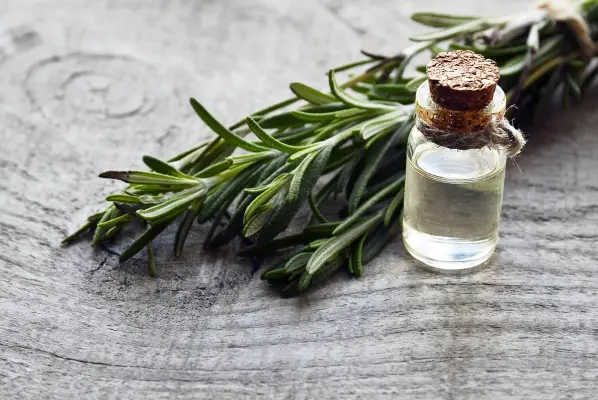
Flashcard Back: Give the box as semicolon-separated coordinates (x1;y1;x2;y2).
244;177;288;226
288;152;318;202
104;224;125;241
289;82;337;105
384;186;405;227
86;211;106;223
62;220;96;245
99;171;198;187
246;117;310;153
350;233;368;277
194;159;233;178
126;185;178;196
329;70;398;111
306;212;382;275
256;146;332;244
142;155;188;178
243;204;276;237
362;213;402;265
334;177;403;236
449;42;527;57
190;98;270;153
360;110;406;141
210;157;290;246
284;252;313;274
137;186;207;221
91;205;118;246
244;173;290;195
174;204;201;257
348;120;411;213
200;164;265;222
332;58;377;72
409;17;501;42
255;111;305;129
262;266;289;281
105;194;142;204
299;250;348;292
274;124;320;143
291;108;366;122
97;214;133;229
119;220;172;262
210;194;254;247
308;192;328;223
411;12;478;28
308;238;329;249
406;75;427;92
260;248;305;280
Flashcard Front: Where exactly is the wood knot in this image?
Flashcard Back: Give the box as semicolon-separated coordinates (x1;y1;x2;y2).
427;50;500;111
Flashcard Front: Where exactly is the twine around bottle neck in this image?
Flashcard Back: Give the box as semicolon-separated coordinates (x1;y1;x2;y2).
416;112;526;157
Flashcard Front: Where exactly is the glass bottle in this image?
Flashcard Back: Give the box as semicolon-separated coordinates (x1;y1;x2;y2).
402;79;507;272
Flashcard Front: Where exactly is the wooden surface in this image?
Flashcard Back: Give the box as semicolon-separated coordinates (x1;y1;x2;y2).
2;0;598;398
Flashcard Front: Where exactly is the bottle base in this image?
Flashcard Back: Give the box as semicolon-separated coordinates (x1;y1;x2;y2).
402;223;497;274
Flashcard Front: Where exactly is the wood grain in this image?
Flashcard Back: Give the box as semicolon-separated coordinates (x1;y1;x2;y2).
1;0;597;398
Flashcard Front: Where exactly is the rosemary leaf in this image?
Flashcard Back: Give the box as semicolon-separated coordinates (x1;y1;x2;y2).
350;233;368;277
142;155;188;178
383;186;405;227
329;70;398;111
284;252;312;275
410;17;503;42
105;194;142;204
200;163;266;222
348;120;411;213
243;203;276;237
256;146;332;244
334;177;403;236
406;76;427;92
289;82;337;105
308;192;329;223
136;186;207;221
193;159;233;178
411;12;478;28
174;205;201;257
97;214;133;229
120;220;172;262
100;171;198;187
61;220;96;245
91;205;119;246
306;212;382;276
246;117;310;153
190;98;270;153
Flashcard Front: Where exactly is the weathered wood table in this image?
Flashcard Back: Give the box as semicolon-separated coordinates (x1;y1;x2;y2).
2;0;598;398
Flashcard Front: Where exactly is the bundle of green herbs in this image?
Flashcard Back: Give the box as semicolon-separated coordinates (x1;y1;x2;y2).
64;1;598;296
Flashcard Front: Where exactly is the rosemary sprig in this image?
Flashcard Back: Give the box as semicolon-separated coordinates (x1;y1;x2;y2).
65;0;598;296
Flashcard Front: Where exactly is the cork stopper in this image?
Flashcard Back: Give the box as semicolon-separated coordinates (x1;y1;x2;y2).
426;50;500;111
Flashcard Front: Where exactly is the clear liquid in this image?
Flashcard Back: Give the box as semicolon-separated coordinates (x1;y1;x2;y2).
402;140;505;272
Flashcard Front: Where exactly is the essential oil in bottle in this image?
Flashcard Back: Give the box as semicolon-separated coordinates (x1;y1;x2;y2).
402;50;508;272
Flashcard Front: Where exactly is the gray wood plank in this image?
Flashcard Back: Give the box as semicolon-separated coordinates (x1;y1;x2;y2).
1;0;597;398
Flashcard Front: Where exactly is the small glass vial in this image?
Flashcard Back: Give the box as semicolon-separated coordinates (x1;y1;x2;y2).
402;51;507;272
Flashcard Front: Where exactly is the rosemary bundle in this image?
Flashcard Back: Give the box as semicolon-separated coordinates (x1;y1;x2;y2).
64;1;598;296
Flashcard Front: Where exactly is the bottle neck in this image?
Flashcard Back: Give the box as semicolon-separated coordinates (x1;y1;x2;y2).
415;81;506;133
